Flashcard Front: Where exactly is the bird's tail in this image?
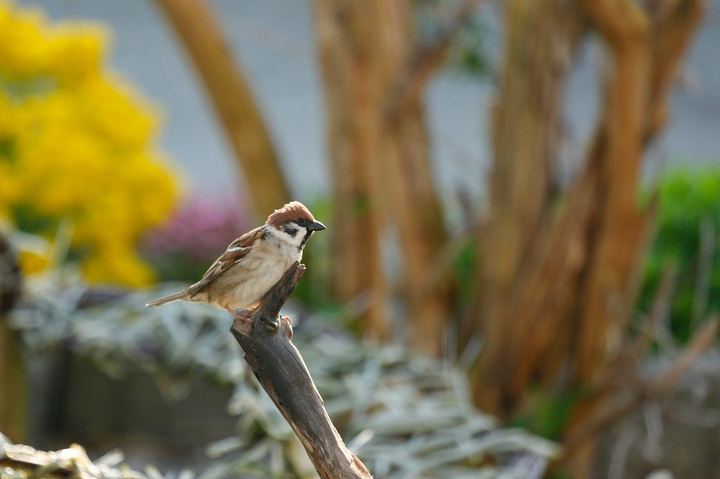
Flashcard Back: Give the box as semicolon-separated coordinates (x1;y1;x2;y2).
146;291;187;308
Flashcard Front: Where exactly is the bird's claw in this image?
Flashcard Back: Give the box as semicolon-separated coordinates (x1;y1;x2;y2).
224;304;251;319
224;304;280;332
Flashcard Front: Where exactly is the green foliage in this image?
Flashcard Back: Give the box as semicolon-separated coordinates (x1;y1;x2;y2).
10;203;58;236
510;387;584;441
639;168;720;342
453;236;480;305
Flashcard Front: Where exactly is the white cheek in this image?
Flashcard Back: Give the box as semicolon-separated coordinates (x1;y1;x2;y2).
287;229;307;248
296;228;308;245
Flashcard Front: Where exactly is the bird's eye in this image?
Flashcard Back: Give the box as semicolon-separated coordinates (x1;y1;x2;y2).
297;218;306;226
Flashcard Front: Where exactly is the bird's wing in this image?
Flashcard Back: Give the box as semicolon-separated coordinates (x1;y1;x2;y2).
186;226;264;297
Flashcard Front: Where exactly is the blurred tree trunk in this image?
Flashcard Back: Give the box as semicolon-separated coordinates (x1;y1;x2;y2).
466;0;705;466
153;0;290;218
0;231;25;443
314;0;453;352
315;0;390;340
0;324;25;443
468;0;587;416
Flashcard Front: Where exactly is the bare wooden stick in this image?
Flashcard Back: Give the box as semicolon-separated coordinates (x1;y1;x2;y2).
228;262;372;479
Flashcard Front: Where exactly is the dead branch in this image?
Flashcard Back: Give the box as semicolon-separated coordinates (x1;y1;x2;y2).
0;441;143;478
228;262;372;479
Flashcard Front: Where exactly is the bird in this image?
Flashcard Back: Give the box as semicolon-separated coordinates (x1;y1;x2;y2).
146;201;326;311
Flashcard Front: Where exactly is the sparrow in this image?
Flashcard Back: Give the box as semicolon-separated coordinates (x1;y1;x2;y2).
146;201;326;310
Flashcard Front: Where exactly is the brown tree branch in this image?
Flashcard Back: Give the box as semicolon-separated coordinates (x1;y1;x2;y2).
152;0;291;218
228;262;372;479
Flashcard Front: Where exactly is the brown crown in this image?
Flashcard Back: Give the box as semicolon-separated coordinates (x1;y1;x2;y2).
267;201;315;229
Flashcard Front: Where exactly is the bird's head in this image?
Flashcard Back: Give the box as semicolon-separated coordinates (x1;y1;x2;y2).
267;201;326;249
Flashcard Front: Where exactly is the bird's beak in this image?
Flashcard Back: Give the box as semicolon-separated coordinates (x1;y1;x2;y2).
307;220;327;232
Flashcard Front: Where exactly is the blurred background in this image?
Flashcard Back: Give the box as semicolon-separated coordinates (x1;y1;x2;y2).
1;0;719;477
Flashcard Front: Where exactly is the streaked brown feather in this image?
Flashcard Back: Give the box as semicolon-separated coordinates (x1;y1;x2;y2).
187;226;264;297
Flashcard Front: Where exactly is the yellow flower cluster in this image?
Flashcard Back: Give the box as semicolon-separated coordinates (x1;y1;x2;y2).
0;1;179;287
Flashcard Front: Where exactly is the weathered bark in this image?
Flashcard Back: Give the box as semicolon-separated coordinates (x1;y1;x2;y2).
228;263;372;479
0;230;25;443
153;0;290;218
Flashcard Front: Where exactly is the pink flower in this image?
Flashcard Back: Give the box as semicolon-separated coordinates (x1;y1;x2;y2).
141;195;251;277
